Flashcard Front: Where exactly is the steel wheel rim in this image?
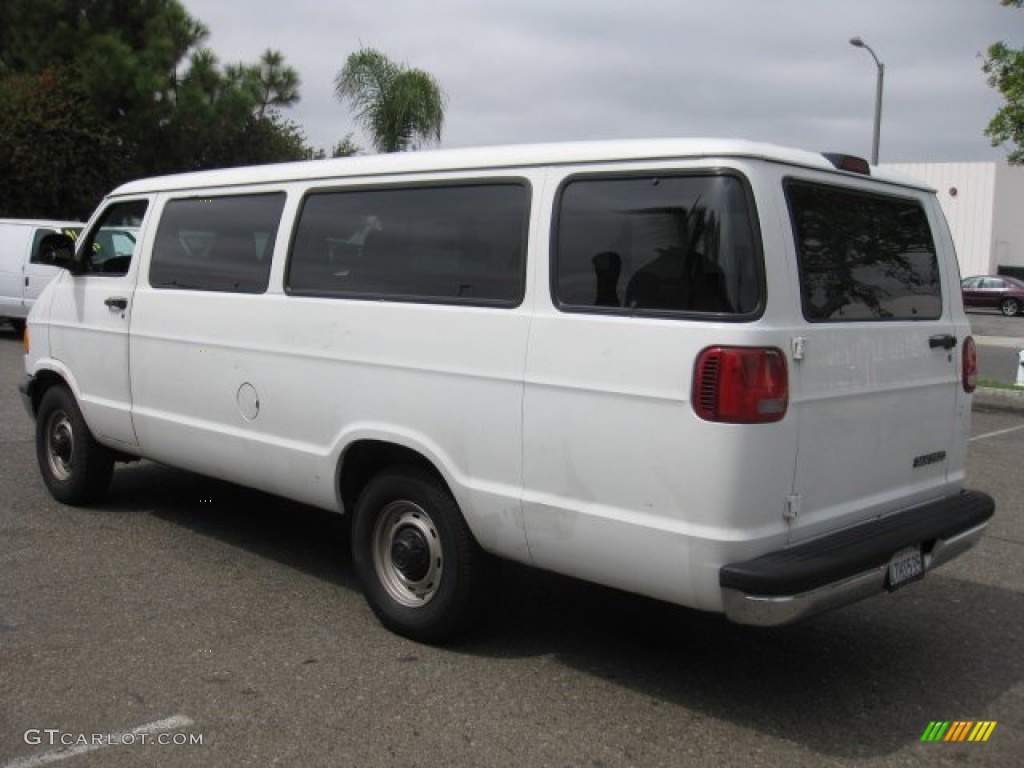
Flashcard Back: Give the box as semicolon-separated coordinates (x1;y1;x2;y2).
1002;299;1018;316
45;410;75;481
372;500;443;607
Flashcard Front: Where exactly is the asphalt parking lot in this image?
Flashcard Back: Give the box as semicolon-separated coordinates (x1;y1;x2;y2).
1;322;1022;768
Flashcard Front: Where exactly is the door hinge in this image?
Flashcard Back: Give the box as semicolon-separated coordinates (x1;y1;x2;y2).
791;336;806;361
785;494;801;521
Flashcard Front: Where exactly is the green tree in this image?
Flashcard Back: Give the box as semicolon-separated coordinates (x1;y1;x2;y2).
984;0;1024;164
334;47;445;153
0;1;317;216
331;133;362;157
0;69;125;218
153;49;307;173
246;49;301;118
1;0;210;174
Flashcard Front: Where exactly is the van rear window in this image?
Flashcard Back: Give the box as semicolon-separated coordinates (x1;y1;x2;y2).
554;173;763;317
786;182;941;322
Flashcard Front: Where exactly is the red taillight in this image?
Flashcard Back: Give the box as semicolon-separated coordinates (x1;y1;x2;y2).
962;335;977;393
693;346;788;423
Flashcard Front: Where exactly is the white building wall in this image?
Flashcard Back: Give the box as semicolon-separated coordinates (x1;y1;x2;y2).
883;162;996;278
993;164;1024;269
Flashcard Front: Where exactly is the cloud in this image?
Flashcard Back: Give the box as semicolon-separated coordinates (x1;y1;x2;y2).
190;0;1023;161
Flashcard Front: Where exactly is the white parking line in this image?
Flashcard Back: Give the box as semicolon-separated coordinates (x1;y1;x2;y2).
970;424;1024;443
3;715;194;768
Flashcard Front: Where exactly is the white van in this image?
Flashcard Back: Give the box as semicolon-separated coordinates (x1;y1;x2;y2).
20;140;994;641
0;219;83;334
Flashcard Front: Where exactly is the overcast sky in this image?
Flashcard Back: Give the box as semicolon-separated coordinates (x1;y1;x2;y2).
188;0;1023;163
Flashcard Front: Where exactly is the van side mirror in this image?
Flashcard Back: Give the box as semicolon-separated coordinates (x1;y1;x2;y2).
36;233;84;275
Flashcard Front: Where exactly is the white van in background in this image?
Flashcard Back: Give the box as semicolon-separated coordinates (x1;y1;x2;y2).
20;140;994;642
0;219;83;334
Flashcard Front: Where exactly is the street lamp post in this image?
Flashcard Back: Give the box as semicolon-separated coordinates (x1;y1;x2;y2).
849;36;884;165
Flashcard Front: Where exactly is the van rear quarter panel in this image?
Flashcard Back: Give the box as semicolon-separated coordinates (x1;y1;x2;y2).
521;161;800;611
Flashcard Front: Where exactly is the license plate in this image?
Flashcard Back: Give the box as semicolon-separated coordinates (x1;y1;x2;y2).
887;546;924;591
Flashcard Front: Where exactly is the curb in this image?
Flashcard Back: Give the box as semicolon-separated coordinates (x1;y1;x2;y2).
973;386;1024;414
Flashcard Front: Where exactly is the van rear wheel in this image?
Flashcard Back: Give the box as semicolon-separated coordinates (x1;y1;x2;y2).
36;385;114;505
351;466;493;643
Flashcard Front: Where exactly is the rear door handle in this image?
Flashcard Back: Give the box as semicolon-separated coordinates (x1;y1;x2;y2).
928;334;957;350
104;296;128;311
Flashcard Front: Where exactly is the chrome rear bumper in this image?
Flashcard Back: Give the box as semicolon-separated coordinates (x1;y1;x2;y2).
720;491;994;626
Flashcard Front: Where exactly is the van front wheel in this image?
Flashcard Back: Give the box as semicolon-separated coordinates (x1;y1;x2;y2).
351;467;493;643
36;386;114;505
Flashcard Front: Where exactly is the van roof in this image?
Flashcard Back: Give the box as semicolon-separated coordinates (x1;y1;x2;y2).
110;138;934;196
0;218;84;228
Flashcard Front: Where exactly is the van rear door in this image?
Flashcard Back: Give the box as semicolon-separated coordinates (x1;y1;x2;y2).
783;176;961;544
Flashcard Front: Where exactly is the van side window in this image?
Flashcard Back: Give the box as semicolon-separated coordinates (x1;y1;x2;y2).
786;182;941;322
554;173;762;316
287;183;528;306
77;201;147;276
150;193;285;293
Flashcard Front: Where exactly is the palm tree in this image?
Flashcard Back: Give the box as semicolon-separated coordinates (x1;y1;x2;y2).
334;47;445;153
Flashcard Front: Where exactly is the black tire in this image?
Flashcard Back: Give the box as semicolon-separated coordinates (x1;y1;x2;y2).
351;465;494;643
1001;298;1020;317
35;385;114;505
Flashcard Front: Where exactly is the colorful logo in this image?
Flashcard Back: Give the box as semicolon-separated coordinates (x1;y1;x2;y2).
921;721;997;742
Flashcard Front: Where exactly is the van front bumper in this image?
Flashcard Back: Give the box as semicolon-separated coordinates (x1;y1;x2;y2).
720;490;994;626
